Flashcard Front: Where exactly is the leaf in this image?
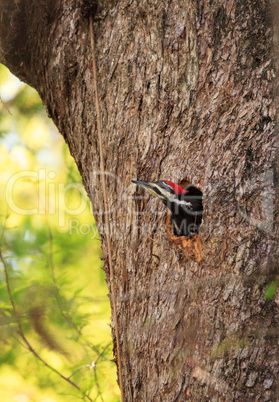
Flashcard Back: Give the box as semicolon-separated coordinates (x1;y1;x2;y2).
264;280;279;299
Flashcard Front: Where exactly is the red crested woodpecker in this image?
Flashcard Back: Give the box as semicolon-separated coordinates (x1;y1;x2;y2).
132;180;203;237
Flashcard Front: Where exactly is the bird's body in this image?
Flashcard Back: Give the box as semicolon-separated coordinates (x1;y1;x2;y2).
132;180;203;237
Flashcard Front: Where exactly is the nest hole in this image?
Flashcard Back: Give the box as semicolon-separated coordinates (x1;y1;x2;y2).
164;178;203;263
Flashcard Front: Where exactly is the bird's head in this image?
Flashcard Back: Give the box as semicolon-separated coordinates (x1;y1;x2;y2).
132;179;200;204
132;179;203;237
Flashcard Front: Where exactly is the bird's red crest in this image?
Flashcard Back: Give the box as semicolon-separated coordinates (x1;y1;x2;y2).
164;180;189;195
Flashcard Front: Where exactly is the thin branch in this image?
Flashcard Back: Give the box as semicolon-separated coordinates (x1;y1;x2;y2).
92;342;111;402
93;363;105;402
89;16;124;401
68;342;111;380
0;96;12;115
47;224;82;333
69;361;105;402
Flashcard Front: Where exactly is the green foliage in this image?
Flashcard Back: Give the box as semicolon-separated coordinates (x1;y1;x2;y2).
0;65;119;401
264;279;279;299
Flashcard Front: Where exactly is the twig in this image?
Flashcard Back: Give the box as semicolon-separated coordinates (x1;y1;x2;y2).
47;224;83;335
0;96;12;115
68;342;111;381
89;16;124;401
93;364;104;402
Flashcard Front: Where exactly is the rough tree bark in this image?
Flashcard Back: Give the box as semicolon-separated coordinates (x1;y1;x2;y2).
0;0;278;400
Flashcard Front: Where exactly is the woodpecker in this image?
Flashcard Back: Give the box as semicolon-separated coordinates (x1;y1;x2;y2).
132;180;203;237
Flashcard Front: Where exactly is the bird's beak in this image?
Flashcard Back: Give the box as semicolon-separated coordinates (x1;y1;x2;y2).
132;180;164;200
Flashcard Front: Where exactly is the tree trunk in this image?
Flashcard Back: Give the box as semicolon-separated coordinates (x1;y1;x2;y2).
1;0;278;400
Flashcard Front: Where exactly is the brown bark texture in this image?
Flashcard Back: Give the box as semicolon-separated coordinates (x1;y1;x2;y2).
0;0;278;400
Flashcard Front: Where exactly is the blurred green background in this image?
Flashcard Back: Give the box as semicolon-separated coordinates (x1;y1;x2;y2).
0;65;119;401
